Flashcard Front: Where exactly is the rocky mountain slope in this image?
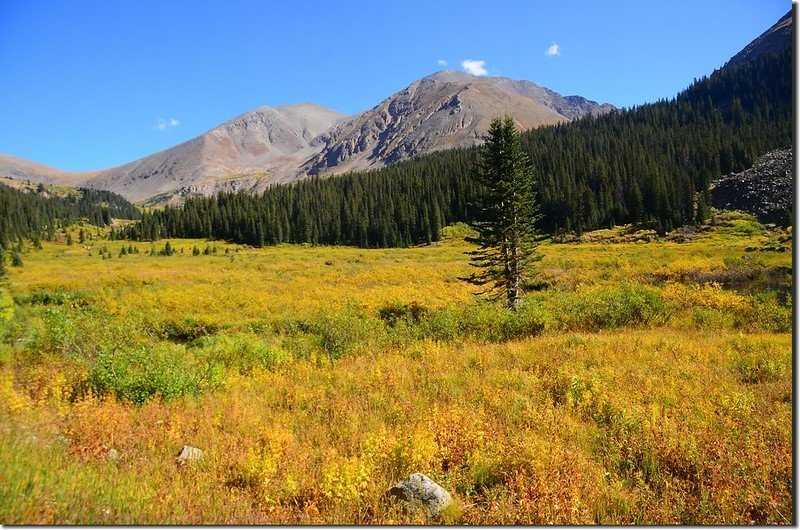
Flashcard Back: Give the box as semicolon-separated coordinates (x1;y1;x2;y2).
0;9;790;204
0;154;94;187
87;104;348;202
724;10;792;69
0;72;612;203
303;71;613;175
711;147;793;225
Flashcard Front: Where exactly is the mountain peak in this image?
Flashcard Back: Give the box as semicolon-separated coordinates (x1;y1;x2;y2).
303;71;614;176
421;70;480;83
724;9;792;69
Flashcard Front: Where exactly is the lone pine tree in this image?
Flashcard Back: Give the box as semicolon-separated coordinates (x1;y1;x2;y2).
463;116;542;310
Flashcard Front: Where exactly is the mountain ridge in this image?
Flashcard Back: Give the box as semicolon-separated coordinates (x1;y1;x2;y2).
724;10;792;69
303;71;614;176
83;103;349;202
1;7;791;205
0;73;613;203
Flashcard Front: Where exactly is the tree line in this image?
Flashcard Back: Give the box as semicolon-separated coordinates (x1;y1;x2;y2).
114;46;791;247
0;183;140;248
121;149;480;247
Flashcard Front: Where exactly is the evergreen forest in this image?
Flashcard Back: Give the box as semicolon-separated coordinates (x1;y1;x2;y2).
121;47;791;247
0;184;140;247
1;47;790;250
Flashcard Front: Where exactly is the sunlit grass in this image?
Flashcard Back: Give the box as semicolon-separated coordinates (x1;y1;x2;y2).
0;218;791;524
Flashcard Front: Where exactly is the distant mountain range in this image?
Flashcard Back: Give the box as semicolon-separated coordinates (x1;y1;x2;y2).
0;9;792;205
0;72;613;203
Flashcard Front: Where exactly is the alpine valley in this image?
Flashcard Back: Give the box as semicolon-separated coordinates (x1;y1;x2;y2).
0;6;794;527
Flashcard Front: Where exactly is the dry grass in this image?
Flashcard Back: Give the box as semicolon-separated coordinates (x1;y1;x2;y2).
0;220;792;524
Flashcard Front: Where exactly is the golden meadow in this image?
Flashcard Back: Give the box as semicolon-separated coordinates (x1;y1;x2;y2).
0;211;791;524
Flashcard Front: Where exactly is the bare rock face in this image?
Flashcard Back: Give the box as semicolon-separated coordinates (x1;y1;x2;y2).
711;147;792;225
0;154;93;186
304;70;613;176
388;472;452;518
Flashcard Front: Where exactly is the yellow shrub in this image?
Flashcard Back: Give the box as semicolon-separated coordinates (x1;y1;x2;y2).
389;430;439;477
662;281;747;311
0;371;31;414
34;370;72;412
238;447;279;489
319;454;371;503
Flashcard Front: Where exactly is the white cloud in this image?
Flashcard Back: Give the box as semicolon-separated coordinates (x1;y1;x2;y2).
461;59;487;76
154;117;180;131
545;43;560;57
438;59;448;66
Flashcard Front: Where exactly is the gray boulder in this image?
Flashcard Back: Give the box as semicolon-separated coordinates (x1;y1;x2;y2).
176;445;203;466
388;472;452;517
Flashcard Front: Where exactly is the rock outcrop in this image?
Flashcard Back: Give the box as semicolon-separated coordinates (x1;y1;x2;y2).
724;10;792;69
711;147;792;225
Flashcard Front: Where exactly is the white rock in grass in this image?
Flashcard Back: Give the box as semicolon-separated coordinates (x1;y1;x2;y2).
176;445;203;466
388;472;452;517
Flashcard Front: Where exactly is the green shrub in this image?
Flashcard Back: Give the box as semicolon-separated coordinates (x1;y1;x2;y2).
417;307;462;343
311;312;383;360
721;219;764;236
733;292;792;333
160;315;219;342
691;307;732;329
0;289;14;329
557;283;670;331
276;311;384;361
412;302;549;344
15;289;89;308
190;333;286;374
0;343;11;366
88;343;204;404
730;338;786;384
441;222;476;241
733;354;785;384
377;301;428;327
459;303;547;342
12;305;96;360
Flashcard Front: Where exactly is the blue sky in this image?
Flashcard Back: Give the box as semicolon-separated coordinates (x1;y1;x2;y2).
0;0;790;171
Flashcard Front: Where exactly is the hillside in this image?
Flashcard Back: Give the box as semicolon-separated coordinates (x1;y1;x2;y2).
85;104;348;203
125;30;792;247
724;10;792;68
0;181;140;245
711;147;793;224
303;71;613;175
0;74;610;203
0;154;93;187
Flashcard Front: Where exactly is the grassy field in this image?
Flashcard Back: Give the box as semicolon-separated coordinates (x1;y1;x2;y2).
0;213;792;524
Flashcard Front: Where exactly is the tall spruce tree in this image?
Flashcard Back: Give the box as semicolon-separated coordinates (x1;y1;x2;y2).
463;116;542;310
